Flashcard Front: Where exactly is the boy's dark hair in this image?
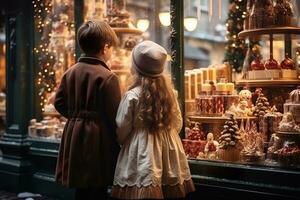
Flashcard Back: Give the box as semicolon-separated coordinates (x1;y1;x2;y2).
77;21;119;55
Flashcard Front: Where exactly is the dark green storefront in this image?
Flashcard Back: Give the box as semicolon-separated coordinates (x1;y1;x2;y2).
0;0;299;199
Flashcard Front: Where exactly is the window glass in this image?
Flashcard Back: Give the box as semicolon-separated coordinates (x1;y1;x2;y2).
83;0;171;93
29;0;75;141
183;0;300;170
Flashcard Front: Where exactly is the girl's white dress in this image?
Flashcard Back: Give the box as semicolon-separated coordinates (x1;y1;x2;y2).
112;87;195;199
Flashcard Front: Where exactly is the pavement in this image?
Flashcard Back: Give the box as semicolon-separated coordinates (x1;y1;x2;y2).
0;191;57;200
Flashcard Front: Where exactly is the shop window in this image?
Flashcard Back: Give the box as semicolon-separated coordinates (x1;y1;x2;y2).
29;0;171;141
29;0;75;141
183;0;300;170
83;0;171;93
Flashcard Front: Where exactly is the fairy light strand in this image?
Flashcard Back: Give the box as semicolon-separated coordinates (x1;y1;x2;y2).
33;0;57;112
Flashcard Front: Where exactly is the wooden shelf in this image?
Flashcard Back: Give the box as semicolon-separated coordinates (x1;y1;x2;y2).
187;115;257;124
113;27;143;35
239;27;300;39
276;131;300;136
236;79;300;87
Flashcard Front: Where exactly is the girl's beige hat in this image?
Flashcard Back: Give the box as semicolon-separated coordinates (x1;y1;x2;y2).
132;40;167;78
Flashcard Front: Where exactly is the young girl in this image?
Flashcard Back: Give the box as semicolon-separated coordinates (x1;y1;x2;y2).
111;41;195;199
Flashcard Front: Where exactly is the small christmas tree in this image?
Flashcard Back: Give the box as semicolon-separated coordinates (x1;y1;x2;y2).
219;114;241;149
253;92;271;117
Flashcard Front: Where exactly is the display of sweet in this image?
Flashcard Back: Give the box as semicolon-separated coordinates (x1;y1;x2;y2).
214;95;225;116
182;122;207;159
289;86;300;102
207;67;217;82
251;57;265;71
239;88;253;107
214;78;236;95
280;54;297;79
276;141;300;166
195;95;213;116
240;121;265;162
204;132;219;160
218;114;242;149
265;55;280;70
216;83;227;95
215;62;231;82
106;7;132;28
226;83;235;95
264;55;281;79
44;103;57;113
28;117;66;140
281;54;295;70
182;139;206;159
201;82;212;95
185;69;203;100
218;115;243;162
248;57;268;79
267;133;281;157
196;95;239;117
226;100;253;117
284;86;300;124
253;91;271;118
249;0;275;29
28;119;37;137
278;112;299;132
236;100;253;117
263;106;283;142
264;0;276;27
226;88;255;117
274;0;294;26
187;123;206;141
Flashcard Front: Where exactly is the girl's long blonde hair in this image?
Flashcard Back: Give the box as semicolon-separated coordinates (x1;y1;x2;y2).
129;72;177;133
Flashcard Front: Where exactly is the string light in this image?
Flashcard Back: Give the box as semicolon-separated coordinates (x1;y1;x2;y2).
32;0;56;110
33;0;76;111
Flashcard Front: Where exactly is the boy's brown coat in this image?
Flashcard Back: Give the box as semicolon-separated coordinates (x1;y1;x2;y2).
54;57;121;188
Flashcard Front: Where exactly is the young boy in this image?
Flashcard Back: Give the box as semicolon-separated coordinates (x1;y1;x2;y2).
54;21;121;200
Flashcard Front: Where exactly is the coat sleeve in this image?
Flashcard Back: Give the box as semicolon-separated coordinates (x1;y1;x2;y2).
103;73;122;131
54;74;68;118
115;91;136;145
172;90;183;134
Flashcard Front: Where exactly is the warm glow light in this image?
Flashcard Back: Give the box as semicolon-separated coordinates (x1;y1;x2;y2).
184;17;198;32
137;19;150;32
159;11;170;26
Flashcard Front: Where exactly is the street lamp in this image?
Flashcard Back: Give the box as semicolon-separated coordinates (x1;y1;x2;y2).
184;16;198;32
137;19;150;32
159;11;170;26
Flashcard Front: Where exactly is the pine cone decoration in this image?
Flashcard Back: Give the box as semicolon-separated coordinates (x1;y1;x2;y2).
219;114;241;149
253;92;271;117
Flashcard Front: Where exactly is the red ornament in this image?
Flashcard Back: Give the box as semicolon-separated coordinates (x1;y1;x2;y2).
265;55;280;69
251;57;265;70
280;54;295;69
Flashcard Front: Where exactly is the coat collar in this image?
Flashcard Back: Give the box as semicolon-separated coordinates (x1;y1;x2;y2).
78;56;110;71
